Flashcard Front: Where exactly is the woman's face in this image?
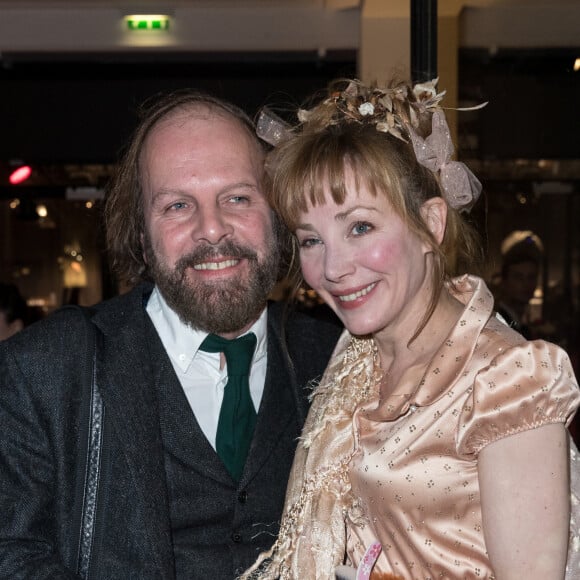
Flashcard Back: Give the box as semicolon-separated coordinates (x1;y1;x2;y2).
295;168;435;339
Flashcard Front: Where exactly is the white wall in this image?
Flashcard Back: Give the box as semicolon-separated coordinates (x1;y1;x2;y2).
0;1;577;55
0;4;360;53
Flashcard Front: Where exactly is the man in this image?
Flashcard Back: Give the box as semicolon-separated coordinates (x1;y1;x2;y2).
0;91;341;578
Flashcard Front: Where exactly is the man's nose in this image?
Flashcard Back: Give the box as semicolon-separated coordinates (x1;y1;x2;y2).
193;206;234;244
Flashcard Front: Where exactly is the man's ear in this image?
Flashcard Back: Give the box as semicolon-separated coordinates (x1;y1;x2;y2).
420;197;447;246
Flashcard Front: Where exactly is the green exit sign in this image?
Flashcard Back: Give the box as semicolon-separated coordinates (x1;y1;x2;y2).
125;15;170;30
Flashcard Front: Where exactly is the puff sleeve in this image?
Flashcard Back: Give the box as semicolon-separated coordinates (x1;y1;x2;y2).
457;339;580;457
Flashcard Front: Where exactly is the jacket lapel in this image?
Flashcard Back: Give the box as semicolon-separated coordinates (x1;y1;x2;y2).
241;304;301;485
146;320;234;485
93;289;305;496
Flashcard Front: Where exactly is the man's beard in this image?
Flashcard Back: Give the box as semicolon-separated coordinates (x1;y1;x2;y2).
144;233;280;335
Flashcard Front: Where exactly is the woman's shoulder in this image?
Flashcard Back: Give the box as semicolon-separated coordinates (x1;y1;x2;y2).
457;318;580;456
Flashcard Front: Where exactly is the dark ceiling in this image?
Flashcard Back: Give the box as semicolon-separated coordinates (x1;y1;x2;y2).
459;47;580;160
0;50;357;165
0;46;578;194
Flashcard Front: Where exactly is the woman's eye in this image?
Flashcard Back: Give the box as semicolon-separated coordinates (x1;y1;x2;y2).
169;201;187;211
351;221;372;236
298;237;321;248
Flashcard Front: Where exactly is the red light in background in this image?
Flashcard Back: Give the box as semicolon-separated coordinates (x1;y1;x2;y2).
9;165;32;184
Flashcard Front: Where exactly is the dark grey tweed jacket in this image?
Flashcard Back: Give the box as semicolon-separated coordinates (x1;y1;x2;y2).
0;283;342;579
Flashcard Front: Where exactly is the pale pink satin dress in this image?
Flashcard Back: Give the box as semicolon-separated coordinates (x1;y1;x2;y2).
345;275;580;579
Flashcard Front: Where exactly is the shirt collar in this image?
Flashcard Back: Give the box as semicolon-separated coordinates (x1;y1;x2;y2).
146;286;268;373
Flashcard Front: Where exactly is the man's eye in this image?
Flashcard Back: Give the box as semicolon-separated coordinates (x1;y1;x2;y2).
169;201;187;211
228;196;249;204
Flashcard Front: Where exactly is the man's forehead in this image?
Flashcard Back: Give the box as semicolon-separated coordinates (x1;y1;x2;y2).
146;105;263;158
159;104;247;135
139;105;265;190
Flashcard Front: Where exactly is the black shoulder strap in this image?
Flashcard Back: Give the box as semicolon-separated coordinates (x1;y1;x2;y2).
69;306;104;578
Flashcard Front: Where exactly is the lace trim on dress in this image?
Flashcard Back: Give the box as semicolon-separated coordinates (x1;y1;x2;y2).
241;336;381;580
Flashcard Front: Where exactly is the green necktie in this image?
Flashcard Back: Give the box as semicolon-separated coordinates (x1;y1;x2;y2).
199;332;257;481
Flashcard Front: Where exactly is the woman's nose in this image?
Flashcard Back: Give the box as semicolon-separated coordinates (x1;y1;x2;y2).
323;244;354;282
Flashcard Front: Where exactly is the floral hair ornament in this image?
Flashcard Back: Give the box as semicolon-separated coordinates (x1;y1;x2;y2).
256;77;487;213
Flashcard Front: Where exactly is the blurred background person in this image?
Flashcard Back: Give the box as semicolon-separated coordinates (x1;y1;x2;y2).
494;230;546;340
0;282;29;341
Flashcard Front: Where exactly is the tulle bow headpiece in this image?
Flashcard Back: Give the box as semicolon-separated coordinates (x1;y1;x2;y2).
408;110;482;210
257;77;486;213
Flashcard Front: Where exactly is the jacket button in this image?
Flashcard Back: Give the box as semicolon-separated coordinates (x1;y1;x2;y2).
238;490;248;504
232;532;242;543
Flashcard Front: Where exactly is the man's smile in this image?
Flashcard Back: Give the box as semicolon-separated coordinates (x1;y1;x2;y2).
193;259;240;271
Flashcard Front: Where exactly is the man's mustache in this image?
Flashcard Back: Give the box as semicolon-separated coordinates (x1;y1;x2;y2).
174;240;259;277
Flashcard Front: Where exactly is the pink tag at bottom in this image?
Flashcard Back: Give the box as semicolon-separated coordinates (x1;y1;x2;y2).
356;541;382;580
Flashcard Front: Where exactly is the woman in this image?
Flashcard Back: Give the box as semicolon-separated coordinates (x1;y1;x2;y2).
244;77;580;579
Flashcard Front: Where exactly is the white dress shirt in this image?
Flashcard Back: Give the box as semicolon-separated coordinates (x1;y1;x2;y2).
146;287;268;450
